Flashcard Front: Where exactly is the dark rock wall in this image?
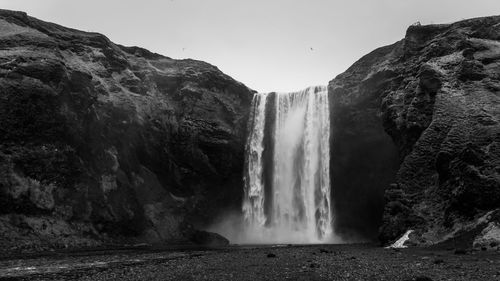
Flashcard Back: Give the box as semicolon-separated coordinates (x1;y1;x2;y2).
329;44;401;241
329;16;500;245
0;9;253;251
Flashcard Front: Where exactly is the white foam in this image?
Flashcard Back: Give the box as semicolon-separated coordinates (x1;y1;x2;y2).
386;230;414;248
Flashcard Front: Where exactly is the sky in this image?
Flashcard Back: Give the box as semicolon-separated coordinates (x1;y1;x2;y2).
1;0;499;92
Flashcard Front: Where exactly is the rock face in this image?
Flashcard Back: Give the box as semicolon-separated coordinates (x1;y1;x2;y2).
0;9;253;252
329;17;500;246
328;44;400;241
1;9;499;251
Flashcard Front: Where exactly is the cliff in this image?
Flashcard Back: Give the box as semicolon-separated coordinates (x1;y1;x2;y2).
329;17;500;247
0;9;253;252
1;9;499;252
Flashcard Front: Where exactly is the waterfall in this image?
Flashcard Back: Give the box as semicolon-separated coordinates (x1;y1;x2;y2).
242;86;333;243
242;93;268;228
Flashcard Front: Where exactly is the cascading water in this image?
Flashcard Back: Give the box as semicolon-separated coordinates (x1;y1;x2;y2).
242;86;333;244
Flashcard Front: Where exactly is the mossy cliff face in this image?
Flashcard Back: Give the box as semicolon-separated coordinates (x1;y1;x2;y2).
0;9;253;251
329;16;500;246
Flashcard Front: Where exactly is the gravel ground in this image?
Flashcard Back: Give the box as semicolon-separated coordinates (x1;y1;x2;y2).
0;244;499;281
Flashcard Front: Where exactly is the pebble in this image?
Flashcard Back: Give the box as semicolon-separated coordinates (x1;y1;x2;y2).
433;258;444;265
309;262;320;268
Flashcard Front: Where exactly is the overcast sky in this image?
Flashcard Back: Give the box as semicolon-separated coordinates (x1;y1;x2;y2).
1;0;499;92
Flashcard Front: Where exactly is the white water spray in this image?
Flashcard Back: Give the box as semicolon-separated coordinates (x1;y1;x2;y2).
242;93;268;228
241;86;333;244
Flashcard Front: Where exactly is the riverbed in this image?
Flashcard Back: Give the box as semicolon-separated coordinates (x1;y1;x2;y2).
0;244;499;280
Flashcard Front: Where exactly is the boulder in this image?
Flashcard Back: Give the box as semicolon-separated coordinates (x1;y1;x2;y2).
190;230;230;247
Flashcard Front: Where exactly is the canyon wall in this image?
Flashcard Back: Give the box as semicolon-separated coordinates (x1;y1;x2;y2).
329;16;500;246
0;9;253;252
1;9;499;251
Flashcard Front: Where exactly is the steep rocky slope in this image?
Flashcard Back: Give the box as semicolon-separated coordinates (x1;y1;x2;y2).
329;16;500;247
0;9;253;252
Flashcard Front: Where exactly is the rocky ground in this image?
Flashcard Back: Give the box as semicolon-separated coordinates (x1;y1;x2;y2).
0;245;498;281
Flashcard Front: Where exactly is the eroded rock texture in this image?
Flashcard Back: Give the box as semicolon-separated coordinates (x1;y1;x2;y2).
329;17;500;246
0;9;253;252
